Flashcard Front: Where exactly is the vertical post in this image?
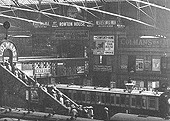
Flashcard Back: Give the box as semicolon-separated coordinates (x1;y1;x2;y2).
84;0;87;21
5;29;7;40
37;0;42;21
26;87;30;111
28;87;30;111
0;67;3;106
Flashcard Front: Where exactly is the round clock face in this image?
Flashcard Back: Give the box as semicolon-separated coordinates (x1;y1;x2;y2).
67;7;79;18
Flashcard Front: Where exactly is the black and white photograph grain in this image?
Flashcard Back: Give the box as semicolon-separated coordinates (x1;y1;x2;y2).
0;0;170;121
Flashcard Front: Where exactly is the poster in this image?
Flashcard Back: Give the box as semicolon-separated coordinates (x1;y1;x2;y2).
136;59;144;71
93;36;114;55
144;60;151;71
152;59;160;71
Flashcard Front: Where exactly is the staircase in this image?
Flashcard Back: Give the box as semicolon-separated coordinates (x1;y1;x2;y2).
0;64;78;115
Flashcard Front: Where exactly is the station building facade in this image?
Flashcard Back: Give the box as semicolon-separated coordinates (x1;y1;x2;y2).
0;0;170;90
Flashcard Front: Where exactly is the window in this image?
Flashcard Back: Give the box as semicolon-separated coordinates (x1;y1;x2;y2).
125;95;130;106
130;96;136;108
131;98;136;106
105;93;110;104
86;91;91;103
73;90;77;101
141;96;147;109
82;91;86;102
110;94;115;105
120;94;126;107
136;96;141;109
101;93;106;104
148;97;156;110
116;94;120;106
91;92;96;104
77;91;82;102
96;92;100;104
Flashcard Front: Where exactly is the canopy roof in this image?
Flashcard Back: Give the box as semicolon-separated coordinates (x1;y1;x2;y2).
0;0;127;6
0;0;169;37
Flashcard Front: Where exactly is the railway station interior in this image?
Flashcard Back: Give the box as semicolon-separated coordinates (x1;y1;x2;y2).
0;0;170;121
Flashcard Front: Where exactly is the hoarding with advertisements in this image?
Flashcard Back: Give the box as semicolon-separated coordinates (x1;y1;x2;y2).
93;36;114;55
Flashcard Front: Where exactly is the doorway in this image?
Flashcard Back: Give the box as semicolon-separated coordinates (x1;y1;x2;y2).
3;49;13;67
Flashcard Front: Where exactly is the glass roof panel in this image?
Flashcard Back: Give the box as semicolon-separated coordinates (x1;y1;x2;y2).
0;0;127;6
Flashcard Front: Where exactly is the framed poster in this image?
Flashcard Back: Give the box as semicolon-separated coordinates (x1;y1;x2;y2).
136;59;144;71
144;60;151;71
93;36;114;55
152;59;160;71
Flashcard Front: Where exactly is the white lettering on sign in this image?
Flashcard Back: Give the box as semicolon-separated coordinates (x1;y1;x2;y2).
35;68;51;74
94;36;114;40
73;22;85;26
33;21;86;28
33;22;50;28
119;38;169;48
59;22;73;26
52;22;58;27
0;41;17;57
96;20;116;27
59;22;85;27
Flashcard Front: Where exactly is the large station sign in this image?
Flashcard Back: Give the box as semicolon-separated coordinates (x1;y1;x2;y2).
93;36;114;55
95;20;116;27
32;19;117;28
118;37;170;48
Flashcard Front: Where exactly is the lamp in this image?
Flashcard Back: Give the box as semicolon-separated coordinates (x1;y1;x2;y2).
125;78;135;93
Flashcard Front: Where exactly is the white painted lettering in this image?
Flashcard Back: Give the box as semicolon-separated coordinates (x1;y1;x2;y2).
0;41;17;60
59;22;73;26
74;22;85;26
